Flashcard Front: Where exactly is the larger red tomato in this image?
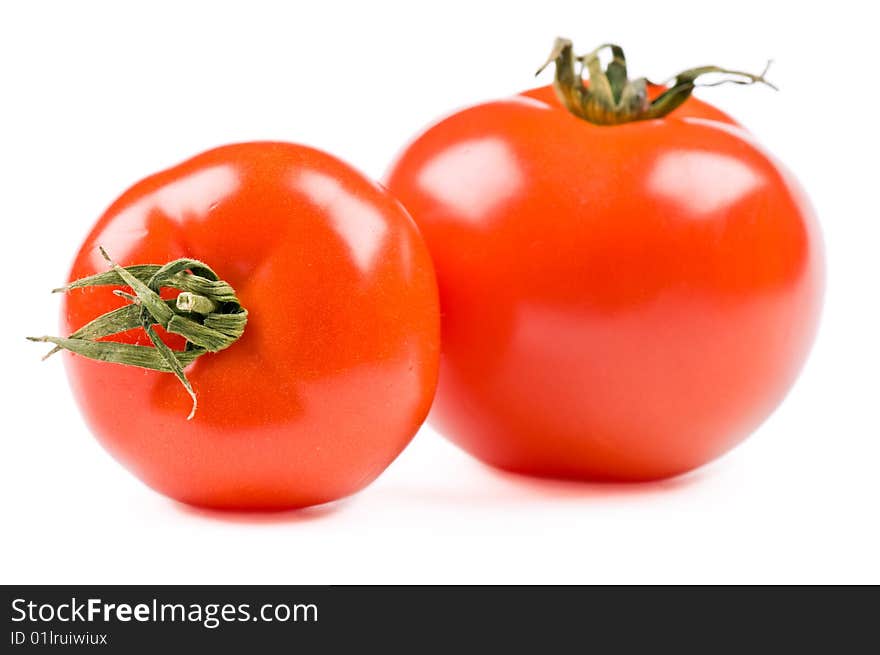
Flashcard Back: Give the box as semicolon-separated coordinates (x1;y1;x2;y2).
53;142;440;509
385;44;823;481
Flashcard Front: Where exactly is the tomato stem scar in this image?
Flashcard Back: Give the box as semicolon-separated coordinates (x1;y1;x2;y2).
176;292;218;315
536;38;776;125
27;246;248;420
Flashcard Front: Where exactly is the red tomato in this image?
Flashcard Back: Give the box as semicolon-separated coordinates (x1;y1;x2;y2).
59;142;440;509
385;92;823;480
522;82;739;125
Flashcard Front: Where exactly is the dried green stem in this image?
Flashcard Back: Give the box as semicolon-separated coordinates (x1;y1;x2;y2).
536;37;775;125
30;247;248;419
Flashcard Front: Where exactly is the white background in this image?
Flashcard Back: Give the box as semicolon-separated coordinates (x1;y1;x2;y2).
1;1;877;584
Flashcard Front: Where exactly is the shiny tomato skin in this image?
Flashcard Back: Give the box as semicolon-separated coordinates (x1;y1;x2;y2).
62;142;440;509
385;97;823;481
521;82;740;125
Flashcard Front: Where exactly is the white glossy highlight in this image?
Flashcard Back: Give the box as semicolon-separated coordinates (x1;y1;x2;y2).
648;151;764;215
90;165;240;267
418;138;523;224
296;170;388;272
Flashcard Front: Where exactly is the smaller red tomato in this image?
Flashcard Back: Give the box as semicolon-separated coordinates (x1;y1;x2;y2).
35;142;440;509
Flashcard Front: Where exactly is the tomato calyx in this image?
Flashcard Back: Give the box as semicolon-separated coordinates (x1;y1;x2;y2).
29;247;248;420
536;37;776;126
